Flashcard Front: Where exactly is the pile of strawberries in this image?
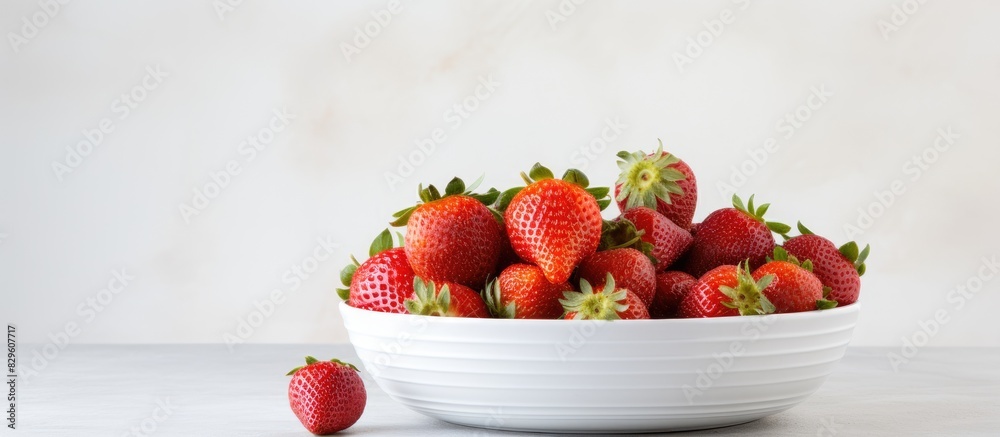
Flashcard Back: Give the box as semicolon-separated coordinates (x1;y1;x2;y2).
337;142;869;320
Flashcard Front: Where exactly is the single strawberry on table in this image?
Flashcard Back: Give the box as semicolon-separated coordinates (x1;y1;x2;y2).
504;164;608;284
484;263;571;319
561;273;650;320
614;140;698;229
678;262;776;318
575;247;657;307
404;277;489;318
287;356;366;435
391;176;503;290
620;206;693;270
337;229;414;314
649;270;696;319
679;194;789;278
783;222;869;307
753;247;836;313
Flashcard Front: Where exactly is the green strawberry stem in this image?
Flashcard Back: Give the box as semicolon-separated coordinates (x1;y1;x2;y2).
615;139;686;209
797;221;871;276
404;277;453;317
559;273;628;320
719;261;776;316
483;279;516;318
286;356;359;376
389;175;500;227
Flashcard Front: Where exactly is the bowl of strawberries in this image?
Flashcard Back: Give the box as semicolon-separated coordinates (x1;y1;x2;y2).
337;142;869;433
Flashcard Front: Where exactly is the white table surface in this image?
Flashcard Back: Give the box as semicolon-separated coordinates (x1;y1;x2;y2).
12;345;999;436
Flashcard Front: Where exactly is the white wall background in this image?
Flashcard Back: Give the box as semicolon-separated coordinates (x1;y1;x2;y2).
2;0;999;348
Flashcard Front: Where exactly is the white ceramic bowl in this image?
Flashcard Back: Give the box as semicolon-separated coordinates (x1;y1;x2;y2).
340;302;859;434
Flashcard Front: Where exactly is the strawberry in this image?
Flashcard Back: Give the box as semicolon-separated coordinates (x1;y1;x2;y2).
287;356;366;435
782;222;869;307
753;247;836;313
678;263;776;318
614;140;698;229
575;248;656;307
561;273;650;320
649;271;696;318
679;194;789;277
621;206;693;270
391;176;502;289
337;230;414;314
504;164;608;284
404;277;489;318
484;263;570;319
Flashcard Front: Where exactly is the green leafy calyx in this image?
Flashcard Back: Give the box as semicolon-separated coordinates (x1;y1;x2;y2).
483;278;516;318
519;163;611;211
404;277;454;317
559;273;628;320
615;139;686;210
286;356;359;376
719;261;777;316
732;194;790;237
390;175;500;226
598;219;657;265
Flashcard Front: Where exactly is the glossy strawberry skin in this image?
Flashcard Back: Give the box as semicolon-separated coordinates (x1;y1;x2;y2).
615;156;697;229
621;207;693;271
650;271;696;318
405;195;502;289
783;235;861;306
288;360;366;435
576;248;656;307
506;179;602;284
752;261;823;313
349;247;415;314
564;289;650;320
438;281;490;318
678;265;741;318
498;264;570;319
680;208;775;278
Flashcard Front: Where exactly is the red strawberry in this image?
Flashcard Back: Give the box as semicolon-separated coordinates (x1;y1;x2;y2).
782;222;869;306
287;356;366;435
505;164;607;284
649;271;696;318
621;207;693;271
614;140;698;229
337;230;414;314
678;263;776;318
679;194;788;277
392;177;503;289
753;247;835;313
484;264;570;319
561;273;650;320
404;277;489;318
575;248;656;307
